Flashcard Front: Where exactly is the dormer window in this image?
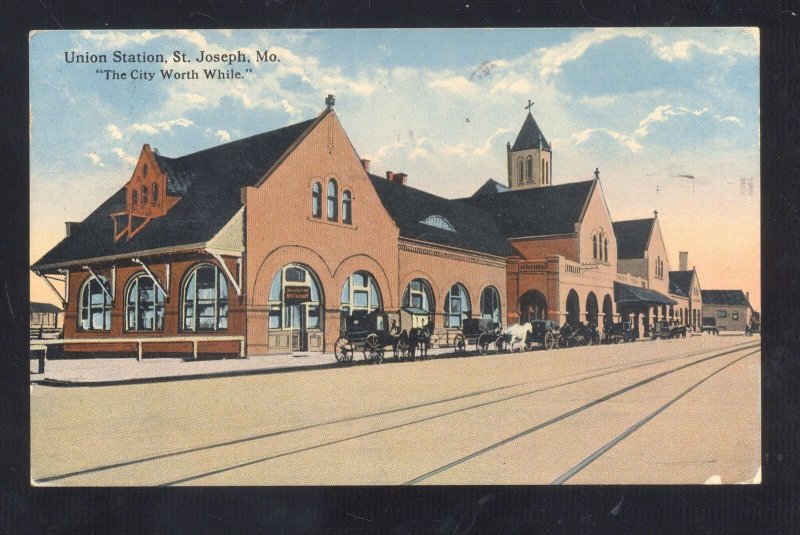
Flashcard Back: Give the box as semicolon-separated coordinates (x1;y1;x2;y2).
152;183;158;203
141;186;148;205
420;215;456;232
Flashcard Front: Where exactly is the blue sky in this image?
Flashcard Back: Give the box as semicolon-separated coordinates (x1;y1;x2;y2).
29;28;760;308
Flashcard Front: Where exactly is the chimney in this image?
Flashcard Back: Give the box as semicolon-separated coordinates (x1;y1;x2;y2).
361;159;370;173
65;222;79;237
679;251;688;271
386;171;407;186
746;291;750;303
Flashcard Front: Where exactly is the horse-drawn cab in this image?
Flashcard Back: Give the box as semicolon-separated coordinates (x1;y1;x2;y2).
334;310;398;363
454;318;502;355
400;307;434;360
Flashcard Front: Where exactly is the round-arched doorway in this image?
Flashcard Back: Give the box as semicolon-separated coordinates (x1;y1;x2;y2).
566;289;580;326
519;290;548;324
268;264;324;352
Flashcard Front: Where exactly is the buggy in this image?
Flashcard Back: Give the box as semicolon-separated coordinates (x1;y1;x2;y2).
557;322;600;348
334;310;409;363
453;318;503;355
523;320;560;351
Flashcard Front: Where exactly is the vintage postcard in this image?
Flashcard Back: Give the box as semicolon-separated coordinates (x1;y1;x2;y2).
29;29;760;486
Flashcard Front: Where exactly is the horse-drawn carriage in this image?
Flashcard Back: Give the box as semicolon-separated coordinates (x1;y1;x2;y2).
557;322;600;348
453;318;503;355
333;307;433;364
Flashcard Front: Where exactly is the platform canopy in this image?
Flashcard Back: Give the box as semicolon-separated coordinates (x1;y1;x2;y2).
614;281;676;307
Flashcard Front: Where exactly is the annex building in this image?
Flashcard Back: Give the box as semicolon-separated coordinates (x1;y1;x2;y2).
32;97;687;357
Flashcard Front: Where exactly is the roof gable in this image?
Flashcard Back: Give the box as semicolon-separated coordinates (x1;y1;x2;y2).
368;174;512;257
613;218;655;259
668;270;695;297
511;112;550;151
472;178;508;197
701;289;752;308
460;180;595;238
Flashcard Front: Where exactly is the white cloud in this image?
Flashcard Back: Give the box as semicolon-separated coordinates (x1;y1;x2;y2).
86;152;104;166
78;30;161;48
715;114;743;125
112;147;138;167
129;118;194;134
539;28;645;77
106;124;123;140
634;104;707;137
215;129;231;142
428;75;478;97
572;128;643;153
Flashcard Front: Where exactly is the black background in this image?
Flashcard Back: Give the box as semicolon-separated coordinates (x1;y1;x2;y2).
2;1;798;532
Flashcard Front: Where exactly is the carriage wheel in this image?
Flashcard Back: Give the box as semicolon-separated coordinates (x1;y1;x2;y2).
524;339;534;352
477;335;490;355
396;336;410;361
587;333;597;346
334;337;354;363
453;334;466;356
544;331;556;350
558;335;569;349
364;334;384;364
495;336;506;353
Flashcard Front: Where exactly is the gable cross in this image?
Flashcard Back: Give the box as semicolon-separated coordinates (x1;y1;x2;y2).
525;99;534;112
653;209;658;217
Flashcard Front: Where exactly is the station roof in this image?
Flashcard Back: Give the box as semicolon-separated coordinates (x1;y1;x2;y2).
614;281;677;306
668;270;695;297
612;218;655;260
701;290;753;309
369;174;512;258
472;178;508;197
459;180;595;239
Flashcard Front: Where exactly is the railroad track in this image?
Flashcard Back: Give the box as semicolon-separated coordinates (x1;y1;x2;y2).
34;339;760;485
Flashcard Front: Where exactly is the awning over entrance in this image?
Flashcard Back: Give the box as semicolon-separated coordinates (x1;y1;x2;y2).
614;281;677;306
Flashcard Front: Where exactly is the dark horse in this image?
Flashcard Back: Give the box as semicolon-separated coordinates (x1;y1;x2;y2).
408;320;434;360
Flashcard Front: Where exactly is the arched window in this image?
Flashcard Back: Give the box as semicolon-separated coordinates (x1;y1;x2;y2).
141;185;148;205
342;190;352;224
327;179;338;221
143;163;148;177
444;283;471;328
545;160;549;184
403;279;435;313
340;271;382;317
517;159;524;184
152;183;158;203
311;182;321;218
125;273;165;331
593;233;598;260
131;189;138;207
78;275;112;331
526;155;533;181
182;264;228;331
268;264;322;331
541;159;545;183
480;286;501;323
603;236;608;262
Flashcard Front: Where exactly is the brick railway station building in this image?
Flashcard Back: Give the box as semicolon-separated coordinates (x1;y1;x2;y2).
33;97;708;357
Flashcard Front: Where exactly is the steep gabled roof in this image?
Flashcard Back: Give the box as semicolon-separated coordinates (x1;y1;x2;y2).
32;117;316;271
368;174;512;257
511;111;550;151
459;180;595;239
701;290;752;308
472;178;508;197
612;218;654;260
668;270;695;297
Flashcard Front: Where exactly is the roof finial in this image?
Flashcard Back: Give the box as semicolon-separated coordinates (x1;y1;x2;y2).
325;94;335;110
594;167;600;180
653;209;658;217
525;99;534;112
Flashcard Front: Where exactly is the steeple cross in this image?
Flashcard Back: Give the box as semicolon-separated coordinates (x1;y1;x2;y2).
525;99;534;112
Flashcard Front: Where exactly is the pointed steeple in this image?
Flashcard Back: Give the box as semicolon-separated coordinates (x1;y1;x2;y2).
511;111;550;152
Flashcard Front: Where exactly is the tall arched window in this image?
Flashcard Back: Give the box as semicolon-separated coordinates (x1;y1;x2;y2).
403;278;434;312
340;271;382;317
131;189;138;207
545;161;549;184
526;155;533;181
541;159;545;183
480;286;501;323
143;163;148;176
327;179;338;221
603;236;608;262
152;183;159;203
311;182;322;218
125;273;165;331
342;190;352;224
517;159;524;184
444;283;471;328
182;264;228;331
78;275;112;331
593;233;598;260
141;185;148;205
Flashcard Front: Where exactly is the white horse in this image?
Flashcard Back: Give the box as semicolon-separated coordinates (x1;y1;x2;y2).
501;323;532;352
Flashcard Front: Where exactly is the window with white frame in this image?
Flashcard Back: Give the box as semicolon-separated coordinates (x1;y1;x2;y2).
403;278;434;312
311;182;321;218
340;271;382;317
125;273;165;331
480;286;501;323
182;264;228;331
444;283;471;328
268;264;322;331
327;179;338;221
78;275;112;331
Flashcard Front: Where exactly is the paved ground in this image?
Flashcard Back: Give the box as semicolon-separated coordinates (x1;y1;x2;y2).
30;335;760;486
